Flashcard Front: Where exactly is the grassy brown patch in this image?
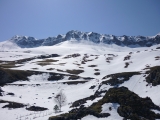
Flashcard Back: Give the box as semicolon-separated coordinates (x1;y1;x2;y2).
36;59;59;66
0;68;34;85
32;68;38;70
0;62;22;68
79;67;84;69
58;63;66;66
37;59;59;62
56;69;65;72
46;68;54;70
37;62;51;66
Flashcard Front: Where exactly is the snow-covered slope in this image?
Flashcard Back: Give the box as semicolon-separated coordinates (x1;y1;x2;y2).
0;34;160;120
0;40;20;51
1;40;158;79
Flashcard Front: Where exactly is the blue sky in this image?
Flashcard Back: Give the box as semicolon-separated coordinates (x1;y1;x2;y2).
0;0;160;41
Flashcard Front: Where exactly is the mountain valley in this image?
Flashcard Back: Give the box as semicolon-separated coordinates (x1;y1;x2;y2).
0;31;160;120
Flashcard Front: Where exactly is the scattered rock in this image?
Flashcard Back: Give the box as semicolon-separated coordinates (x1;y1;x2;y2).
124;62;129;68
89;85;96;89
123;55;131;61
64;53;80;59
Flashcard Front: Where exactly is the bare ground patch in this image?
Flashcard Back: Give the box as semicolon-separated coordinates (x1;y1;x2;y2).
124;61;132;68
57;63;66;66
73;63;81;66
32;68;38;70
79;67;84;69
0;62;22;68
37;62;51;66
62;81;87;85
37;59;59;62
26;106;48;111
66;69;84;75
88;65;97;67
124;55;131;61
105;54;118;63
155;56;160;60
94;69;100;71
94;72;100;75
47;68;55;70
0;100;26;109
63;53;81;59
56;69;65;72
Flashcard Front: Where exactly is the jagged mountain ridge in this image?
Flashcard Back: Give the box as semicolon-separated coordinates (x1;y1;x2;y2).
6;30;160;48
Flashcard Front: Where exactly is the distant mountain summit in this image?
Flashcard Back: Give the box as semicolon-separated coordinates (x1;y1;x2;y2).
4;30;160;48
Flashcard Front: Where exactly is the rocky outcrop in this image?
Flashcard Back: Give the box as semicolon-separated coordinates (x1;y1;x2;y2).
91;87;160;120
49;87;160;120
102;72;140;86
146;66;160;86
49;105;110;120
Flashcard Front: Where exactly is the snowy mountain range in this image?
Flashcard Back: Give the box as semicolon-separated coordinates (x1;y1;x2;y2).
0;31;160;120
1;30;160;50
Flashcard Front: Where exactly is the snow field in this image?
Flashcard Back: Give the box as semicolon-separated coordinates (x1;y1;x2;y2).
0;41;160;119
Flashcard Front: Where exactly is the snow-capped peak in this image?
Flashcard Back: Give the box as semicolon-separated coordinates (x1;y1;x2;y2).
1;30;160;49
156;32;160;35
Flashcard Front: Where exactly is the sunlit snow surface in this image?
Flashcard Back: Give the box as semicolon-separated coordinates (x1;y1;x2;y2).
0;40;160;120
